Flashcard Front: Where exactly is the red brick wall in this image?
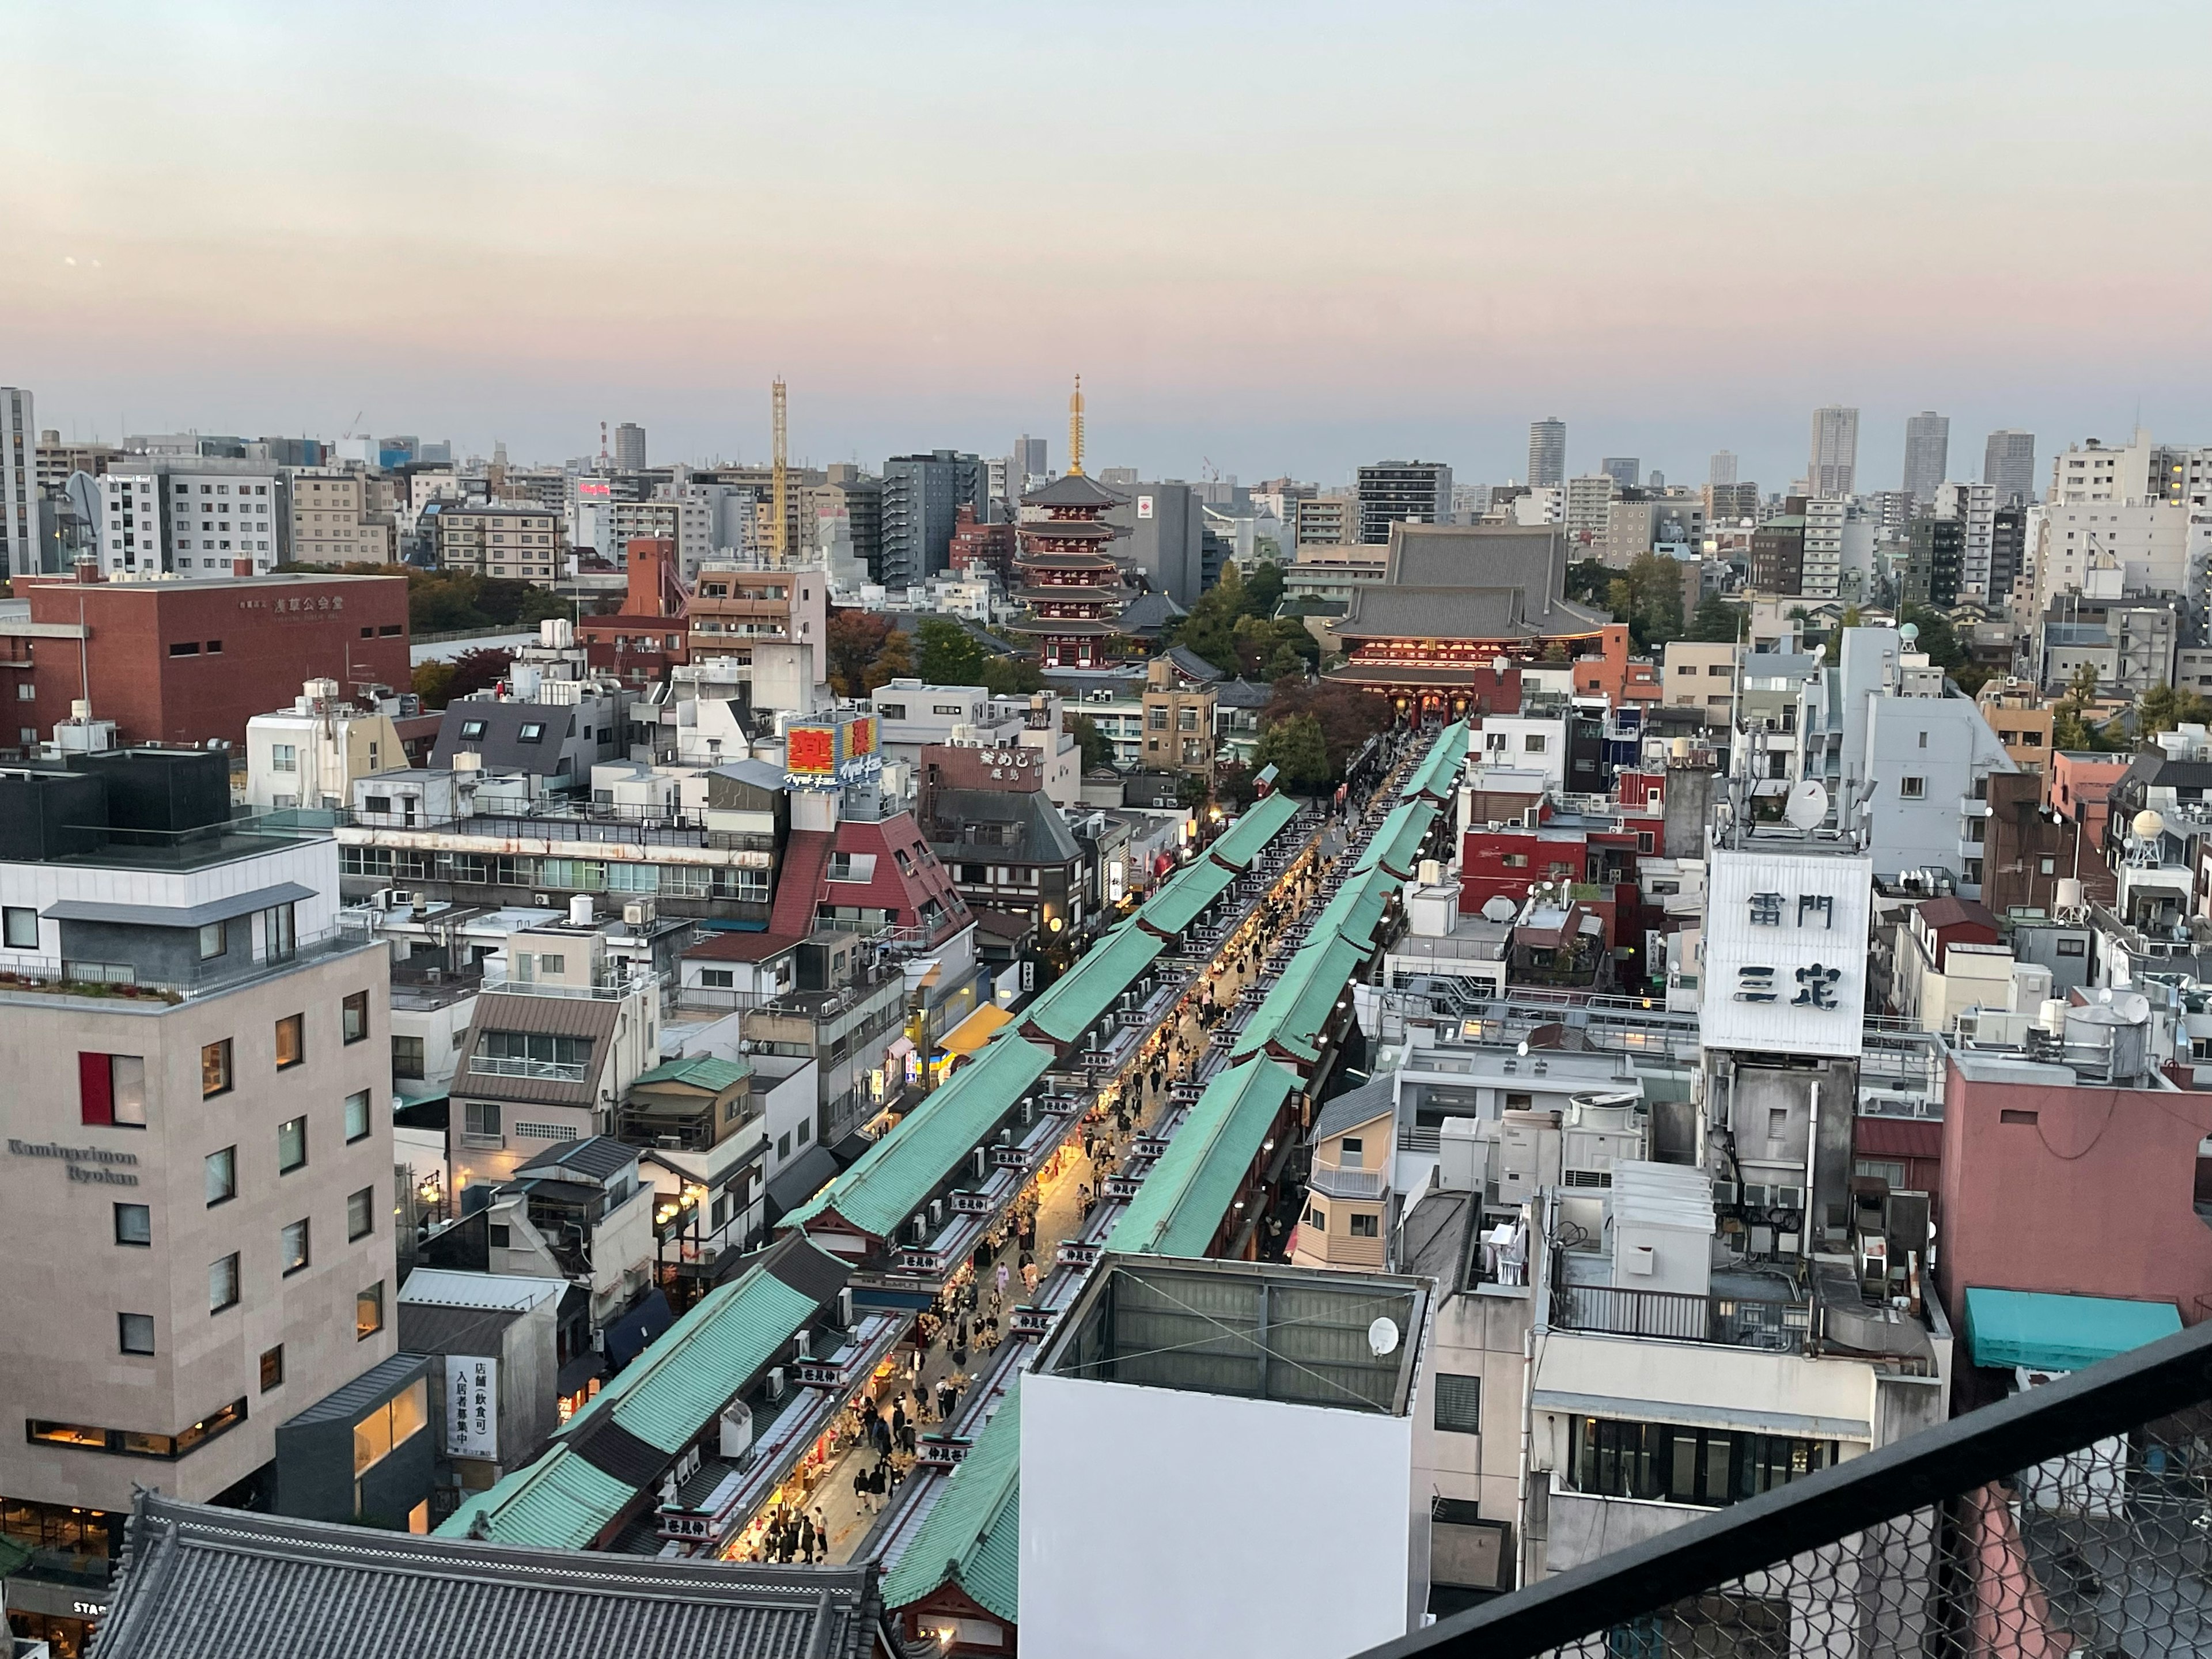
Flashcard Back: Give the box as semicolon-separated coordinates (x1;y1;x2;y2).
21;575;410;749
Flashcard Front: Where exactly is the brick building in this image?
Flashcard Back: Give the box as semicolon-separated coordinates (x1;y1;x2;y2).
1;570;410;752
577;538;690;684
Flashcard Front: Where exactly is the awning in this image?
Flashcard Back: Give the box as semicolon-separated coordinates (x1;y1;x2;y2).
43;881;319;930
1962;1287;2182;1374
941;1003;1014;1058
556;1349;606;1399
766;1142;841;1222
885;1036;916;1062
602;1287;675;1370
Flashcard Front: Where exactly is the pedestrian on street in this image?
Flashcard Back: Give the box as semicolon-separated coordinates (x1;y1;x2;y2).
798;1512;816;1562
892;1401;906;1440
997;1261;1010;1293
812;1508;828;1563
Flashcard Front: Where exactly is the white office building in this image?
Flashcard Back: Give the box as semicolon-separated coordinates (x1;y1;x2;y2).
1;387;34;577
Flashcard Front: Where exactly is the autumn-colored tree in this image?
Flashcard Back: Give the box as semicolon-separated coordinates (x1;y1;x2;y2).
1262;677;1392;779
825;610;895;698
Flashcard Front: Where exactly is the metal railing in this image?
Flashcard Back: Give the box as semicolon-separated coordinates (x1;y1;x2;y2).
1552;1282;1808;1351
1353;1315;2212;1659
0;927;368;1005
468;1054;588;1083
1309;1162;1388;1200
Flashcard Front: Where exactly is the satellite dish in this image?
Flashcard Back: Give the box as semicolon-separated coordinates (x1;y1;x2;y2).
1480;895;1517;923
1783;779;1830;831
1516;1039;1530;1058
1367;1317;1401;1358
2133;809;2166;840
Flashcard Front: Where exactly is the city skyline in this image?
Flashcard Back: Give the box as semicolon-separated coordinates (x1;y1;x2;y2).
3;2;2206;488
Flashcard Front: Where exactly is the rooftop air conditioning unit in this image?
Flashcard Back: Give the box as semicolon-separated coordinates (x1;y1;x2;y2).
929;1198;945;1229
837;1287;854;1327
909;1216;928;1244
533;893;551;906
764;1367;786;1400
971;1147;987;1183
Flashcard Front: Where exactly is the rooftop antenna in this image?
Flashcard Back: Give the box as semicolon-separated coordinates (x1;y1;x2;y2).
1067;375;1086;478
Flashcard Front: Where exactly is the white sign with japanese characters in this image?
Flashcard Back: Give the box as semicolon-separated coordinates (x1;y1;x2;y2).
445;1354;498;1461
1700;847;1872;1058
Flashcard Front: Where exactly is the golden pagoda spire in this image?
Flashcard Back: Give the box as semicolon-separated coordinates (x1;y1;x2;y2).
1067;374;1085;476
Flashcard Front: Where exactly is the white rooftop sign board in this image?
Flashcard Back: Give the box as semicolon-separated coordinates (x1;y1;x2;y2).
1700;846;1872;1059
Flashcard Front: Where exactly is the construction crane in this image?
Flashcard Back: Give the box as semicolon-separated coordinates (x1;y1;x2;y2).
770;377;789;565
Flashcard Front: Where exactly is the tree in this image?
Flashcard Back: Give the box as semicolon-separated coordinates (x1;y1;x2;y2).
1262;677;1392;780
1253;713;1330;791
1608;552;1687;651
1687;595;1741;643
825;610;894;698
2052;661;2128;752
980;655;1047;697
2137;682;2212;740
1241;560;1286;616
916;617;987;687
866;629;914;692
443;647;514;704
1565;558;1613;609
1214;760;1261;813
1067;712;1113;771
411;658;457;708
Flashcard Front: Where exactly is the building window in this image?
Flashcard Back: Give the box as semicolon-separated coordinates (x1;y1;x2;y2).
210;1253;241;1313
114;1203;151;1247
348;1185;376;1241
342;990;369;1044
202;1039;233;1097
1434;1373;1482;1435
80;1052;148;1126
263;902;297;961
119;1313;156;1355
275;1013;305;1070
1571;1416;1834;1508
260;1346;285;1392
1900;777;1926;800
356;1281;385;1340
459;720;486;740
270;742;296;771
1;904;35;948
205;1146;237;1206
1524;734;1547;753
198;919;227;960
392;1035;425;1080
352;1378;427;1479
464;1101;503;1147
280;1218;311;1276
345;1088;373;1143
1306;1203;1328;1232
518;722;545;741
278;1116;308;1173
1350;1213;1380;1238
1339;1136;1364;1169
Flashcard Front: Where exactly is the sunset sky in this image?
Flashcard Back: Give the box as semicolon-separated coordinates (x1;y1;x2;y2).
6;0;2206;489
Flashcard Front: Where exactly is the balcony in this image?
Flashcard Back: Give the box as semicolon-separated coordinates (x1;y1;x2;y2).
469;1054;588;1084
1309;1162;1387;1200
1358;1319;2212;1659
0;928;371;1008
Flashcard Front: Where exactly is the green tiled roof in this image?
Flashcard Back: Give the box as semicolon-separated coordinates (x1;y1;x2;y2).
1019;922;1166;1046
1138;857;1238;937
1400;721;1468;801
782;1033;1053;1238
433;1445;633;1550
591;1274;821;1455
881;1381;1023;1622
1232;934;1370;1066
630;1055;752;1092
1207;789;1301;870
1108;1060;1298;1257
1354;799;1438;878
1308;865;1395;954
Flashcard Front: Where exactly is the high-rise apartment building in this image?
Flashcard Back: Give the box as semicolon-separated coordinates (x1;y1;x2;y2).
2049;431;2154;505
1527;419;1566;489
1354;461;1453;544
1293;494;1355;548
96;466;287;579
1807;406;1859;498
430;502;567;581
1936;481;1997;601
289;471;394;566
612;423;646;471
1599;457;1639;489
880;450;986;588
1564;475;1616;544
1708;450;1738;487
1902;411;1949;505
1983;429;2037;506
1705;482;1759;524
3;387;39;578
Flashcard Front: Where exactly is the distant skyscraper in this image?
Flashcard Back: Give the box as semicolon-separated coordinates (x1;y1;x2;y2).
1354;460;1453;544
1807;406;1859;498
1600;457;1639;488
1983;429;2037;505
881;449;986;586
1901;411;1949;505
613;422;646;470
0;387;33;578
1647;470;1665;490
1528;418;1566;488
1709;450;1738;487
1013;434;1046;486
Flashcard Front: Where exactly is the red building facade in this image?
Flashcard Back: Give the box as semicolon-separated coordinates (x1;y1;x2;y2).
578;537;690;683
6;570;410;751
948;505;1016;586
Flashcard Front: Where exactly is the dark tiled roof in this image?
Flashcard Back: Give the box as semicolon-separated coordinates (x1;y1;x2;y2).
926;789;1083;866
276;1353;429;1429
454;990;622;1108
1309;1073;1396;1145
514;1134;641;1184
97;1491;893;1659
1021;472;1122;510
1162;645;1224;683
1118;590;1189;635
684;930;800;963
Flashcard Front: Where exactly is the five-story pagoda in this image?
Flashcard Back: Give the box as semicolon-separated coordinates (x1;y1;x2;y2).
1009;377;1132;672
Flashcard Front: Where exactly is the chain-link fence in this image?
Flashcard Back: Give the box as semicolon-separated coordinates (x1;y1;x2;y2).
1358;1321;2212;1659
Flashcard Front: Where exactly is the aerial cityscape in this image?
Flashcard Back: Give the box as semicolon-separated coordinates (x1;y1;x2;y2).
4;6;2212;1659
